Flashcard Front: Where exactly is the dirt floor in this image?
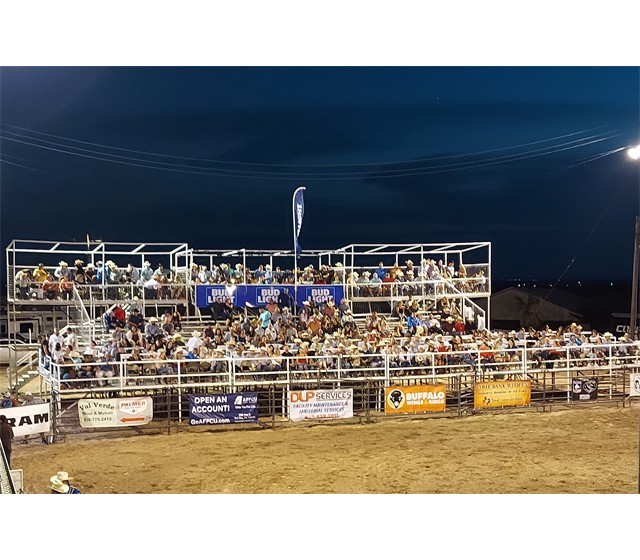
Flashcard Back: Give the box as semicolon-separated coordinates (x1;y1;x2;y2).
11;404;640;494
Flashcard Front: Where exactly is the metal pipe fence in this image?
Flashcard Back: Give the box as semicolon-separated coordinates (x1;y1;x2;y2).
37;342;639;440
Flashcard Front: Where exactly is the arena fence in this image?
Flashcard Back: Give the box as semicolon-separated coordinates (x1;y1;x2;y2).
35;342;640;441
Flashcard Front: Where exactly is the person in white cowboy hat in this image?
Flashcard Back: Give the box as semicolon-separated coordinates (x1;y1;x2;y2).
50;475;70;494
53;471;82;494
186;330;204;354
139;260;154;283
54;260;71;280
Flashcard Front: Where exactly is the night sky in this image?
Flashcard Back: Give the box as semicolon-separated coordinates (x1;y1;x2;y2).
1;66;638;283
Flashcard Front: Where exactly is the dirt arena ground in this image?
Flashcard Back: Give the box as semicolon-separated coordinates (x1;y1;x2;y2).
11;404;640;494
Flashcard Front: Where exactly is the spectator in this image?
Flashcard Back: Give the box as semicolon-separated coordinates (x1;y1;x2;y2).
1;392;17;408
49;476;70;495
128;308;145;331
54;471;82;494
139;261;154;284
144;316;162;344
113;304;127;328
15;268;32;298
186;330;204;354
54;260;72;280
374;261;387;280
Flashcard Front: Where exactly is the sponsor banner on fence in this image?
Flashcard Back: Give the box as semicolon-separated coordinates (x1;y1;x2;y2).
78;397;153;428
195;285;239;307
571;378;598;401
189;393;259;425
474;380;531;409
630;373;640;397
1;403;50;437
195;284;344;309
385;385;446;414
297;285;344;307
288;389;353;422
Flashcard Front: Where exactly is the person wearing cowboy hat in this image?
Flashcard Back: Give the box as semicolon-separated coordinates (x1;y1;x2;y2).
54;260;71;280
53;471;82;494
186;330;204;354
139;260;154;283
49;475;71;495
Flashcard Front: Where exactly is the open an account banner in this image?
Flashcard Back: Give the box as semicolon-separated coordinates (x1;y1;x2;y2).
474;380;531;409
385;385;446;414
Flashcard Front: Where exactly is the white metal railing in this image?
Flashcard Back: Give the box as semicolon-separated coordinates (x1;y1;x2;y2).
37;342;639;398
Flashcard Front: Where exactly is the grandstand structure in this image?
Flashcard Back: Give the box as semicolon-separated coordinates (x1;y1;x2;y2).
5;238;491;361
4;237;639;446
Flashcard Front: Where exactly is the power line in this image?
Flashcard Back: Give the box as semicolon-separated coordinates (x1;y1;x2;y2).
1;122;614;168
0;130;621;180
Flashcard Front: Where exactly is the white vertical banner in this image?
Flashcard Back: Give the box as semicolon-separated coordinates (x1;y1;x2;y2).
630;373;640;396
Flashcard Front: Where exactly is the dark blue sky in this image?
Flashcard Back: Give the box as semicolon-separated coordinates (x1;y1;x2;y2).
1;66;638;282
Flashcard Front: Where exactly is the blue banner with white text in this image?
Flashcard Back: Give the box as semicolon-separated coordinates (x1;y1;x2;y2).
195;284;343;309
189;393;259;425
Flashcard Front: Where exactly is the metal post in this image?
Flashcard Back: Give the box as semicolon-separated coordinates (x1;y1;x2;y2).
630;217;640;340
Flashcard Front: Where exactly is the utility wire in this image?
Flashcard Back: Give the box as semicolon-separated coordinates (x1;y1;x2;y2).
0;131;621;180
1;122;613;167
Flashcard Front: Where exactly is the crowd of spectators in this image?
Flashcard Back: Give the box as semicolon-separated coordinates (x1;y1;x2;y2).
14;259;184;301
38;287;637;388
14;257;489;301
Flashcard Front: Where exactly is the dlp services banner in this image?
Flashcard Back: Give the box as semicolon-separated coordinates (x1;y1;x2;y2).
1;403;50;437
288;389;353;422
195;284;343;309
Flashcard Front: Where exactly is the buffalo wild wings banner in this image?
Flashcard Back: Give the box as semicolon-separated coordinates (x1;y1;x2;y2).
288;388;353;422
474;380;531;409
385;385;446;414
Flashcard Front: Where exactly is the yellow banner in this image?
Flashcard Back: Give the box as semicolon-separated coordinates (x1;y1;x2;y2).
474;380;531;409
385;385;446;414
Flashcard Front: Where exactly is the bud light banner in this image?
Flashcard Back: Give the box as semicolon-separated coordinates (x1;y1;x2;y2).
297;285;344;307
189;393;259;425
196;284;343;309
195;285;238;307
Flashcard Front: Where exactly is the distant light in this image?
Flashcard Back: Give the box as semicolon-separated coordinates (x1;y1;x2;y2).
610;282;614;287
629;145;640;160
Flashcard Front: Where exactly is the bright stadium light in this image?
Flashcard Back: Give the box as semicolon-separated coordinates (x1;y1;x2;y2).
629;145;640;161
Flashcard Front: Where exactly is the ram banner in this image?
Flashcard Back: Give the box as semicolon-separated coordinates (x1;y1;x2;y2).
385;385;446;414
288;389;353;422
474;380;531;409
1;403;50;437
